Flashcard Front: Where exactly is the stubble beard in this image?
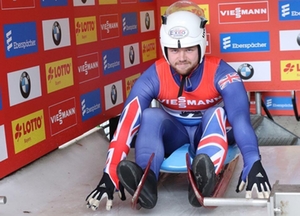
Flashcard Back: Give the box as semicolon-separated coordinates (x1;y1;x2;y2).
173;61;197;76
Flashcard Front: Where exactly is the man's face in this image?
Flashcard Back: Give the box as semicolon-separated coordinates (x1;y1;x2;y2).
167;45;199;76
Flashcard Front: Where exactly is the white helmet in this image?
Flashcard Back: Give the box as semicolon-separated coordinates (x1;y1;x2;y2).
160;1;207;64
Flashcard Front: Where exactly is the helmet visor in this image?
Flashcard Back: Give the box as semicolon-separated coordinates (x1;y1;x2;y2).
165;1;205;18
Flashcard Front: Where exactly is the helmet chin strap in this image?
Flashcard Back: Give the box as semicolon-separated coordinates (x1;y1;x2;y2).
176;63;199;98
177;75;187;98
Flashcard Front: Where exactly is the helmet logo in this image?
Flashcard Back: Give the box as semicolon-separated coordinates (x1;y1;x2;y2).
168;26;188;39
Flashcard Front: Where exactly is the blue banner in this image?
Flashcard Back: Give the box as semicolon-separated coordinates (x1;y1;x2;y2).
4;22;38;58
80;89;102;121
220;31;270;53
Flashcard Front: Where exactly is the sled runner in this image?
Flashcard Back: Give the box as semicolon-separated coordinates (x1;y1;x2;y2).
131;153;155;210
131;143;239;209
186;151;239;208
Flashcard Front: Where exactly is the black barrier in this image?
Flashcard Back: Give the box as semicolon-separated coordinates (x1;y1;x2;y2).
292;91;300;122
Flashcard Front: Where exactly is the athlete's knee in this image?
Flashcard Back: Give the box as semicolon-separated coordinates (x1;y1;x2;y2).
142;108;165;123
204;107;225;118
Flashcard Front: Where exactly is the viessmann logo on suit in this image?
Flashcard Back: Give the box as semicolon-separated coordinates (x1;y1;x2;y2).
4;22;38;58
220;31;270;53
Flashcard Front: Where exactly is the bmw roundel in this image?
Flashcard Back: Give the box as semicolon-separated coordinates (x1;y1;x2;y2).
145;12;150;30
52;21;62;46
237;63;254;80
129;46;135;64
297;33;300;46
19;71;31;98
111;84;117;105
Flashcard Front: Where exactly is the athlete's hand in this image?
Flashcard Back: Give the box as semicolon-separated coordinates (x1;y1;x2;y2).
236;160;271;198
86;172;126;211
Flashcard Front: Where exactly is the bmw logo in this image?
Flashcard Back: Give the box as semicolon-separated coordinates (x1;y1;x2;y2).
237;63;254;80
111;85;117;105
129;46;135;64
145;12;150;30
52;21;62;46
297;33;300;46
19;71;31;98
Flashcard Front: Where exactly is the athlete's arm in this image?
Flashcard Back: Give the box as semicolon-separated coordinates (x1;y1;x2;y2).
214;60;271;199
214;60;260;165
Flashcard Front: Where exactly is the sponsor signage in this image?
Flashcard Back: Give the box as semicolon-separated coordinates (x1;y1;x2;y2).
122;12;138;36
1;0;35;9
140;10;155;33
45;58;74;93
99;0;117;4
99;14;119;40
125;73;140;97
73;0;95;7
220;31;270;53
75;16;97;45
42;18;71;51
279;1;300;21
77;52;100;84
102;48;121;75
11;109;46;153
279;30;300;51
206;33;211;54
141;38;156;62
0;125;8;162
218;1;269;24
48;98;77;136
0;87;2;110
229;61;271;82
80;89;101;121
200;4;210;24
41;0;68;7
123;43;140;68
265;97;293;110
4;22;38;58
104;80;123;110
7;66;42;106
120;0;136;3
280;60;300;81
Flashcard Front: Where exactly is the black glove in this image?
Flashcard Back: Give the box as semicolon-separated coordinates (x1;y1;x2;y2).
86;172;126;211
236;160;271;198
